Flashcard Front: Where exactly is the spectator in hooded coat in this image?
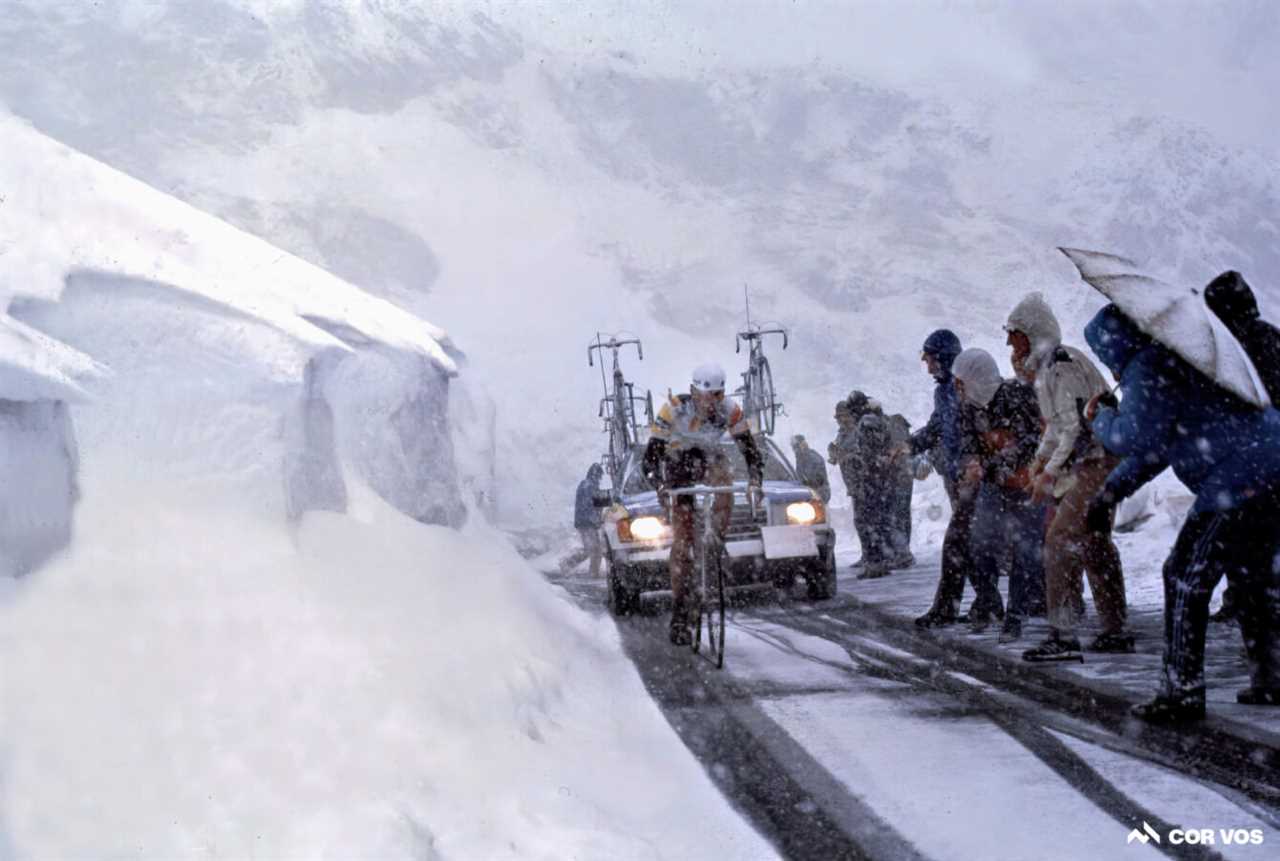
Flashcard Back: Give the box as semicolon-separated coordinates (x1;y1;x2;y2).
951;348;1046;641
1006;292;1129;663
1086;303;1280;722
905;329;980;627
829;400;867;567
1204;271;1280;624
560;463;612;577
791;434;831;504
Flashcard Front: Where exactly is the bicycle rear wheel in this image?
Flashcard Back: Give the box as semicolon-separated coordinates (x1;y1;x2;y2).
707;547;726;668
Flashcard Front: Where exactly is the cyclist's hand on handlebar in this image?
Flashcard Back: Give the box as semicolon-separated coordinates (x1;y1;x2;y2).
747;482;764;508
656;487;671;510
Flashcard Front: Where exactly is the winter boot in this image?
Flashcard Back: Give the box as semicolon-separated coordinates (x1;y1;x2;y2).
1236;687;1280;706
856;564;890;580
849;557;866;571
969;613;997;634
668;624;692;647
915;610;958;629
1022;635;1083;663
1209;607;1238;626
1131;695;1205;724
888;552;916;570
1087;631;1136;654
998;616;1023;644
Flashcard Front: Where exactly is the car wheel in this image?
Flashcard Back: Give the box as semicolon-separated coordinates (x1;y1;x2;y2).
806;550;838;601
608;564;640;617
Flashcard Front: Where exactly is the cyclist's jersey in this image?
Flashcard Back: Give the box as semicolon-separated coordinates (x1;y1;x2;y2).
650;393;751;453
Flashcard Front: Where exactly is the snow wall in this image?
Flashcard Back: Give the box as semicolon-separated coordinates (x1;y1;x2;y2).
0;278;767;856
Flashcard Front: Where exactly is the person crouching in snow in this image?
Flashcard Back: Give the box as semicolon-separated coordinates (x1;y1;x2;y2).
1085;303;1280;722
1005;293;1131;662
951;349;1045;639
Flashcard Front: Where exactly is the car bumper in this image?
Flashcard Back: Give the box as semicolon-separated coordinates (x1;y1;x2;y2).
608;526;836;592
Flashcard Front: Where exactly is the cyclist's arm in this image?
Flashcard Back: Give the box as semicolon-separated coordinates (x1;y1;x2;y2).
642;436;667;489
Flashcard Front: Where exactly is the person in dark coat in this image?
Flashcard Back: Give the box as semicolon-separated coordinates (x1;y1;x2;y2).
560;463;612;577
1204;271;1280;624
791;434;831;504
902;329;978;627
828;400;866;567
1086;303;1280;722
853;404;897;579
952;348;1046;641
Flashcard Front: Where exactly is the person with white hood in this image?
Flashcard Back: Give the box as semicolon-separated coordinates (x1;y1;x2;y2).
951;348;1046;640
1004;293;1132;662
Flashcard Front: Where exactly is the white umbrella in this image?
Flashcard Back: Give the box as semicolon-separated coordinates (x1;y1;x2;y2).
1059;247;1271;409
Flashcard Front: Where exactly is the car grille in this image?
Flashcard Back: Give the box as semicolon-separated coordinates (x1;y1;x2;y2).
724;505;768;540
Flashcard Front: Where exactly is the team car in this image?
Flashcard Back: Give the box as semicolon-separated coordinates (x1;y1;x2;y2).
603;434;837;615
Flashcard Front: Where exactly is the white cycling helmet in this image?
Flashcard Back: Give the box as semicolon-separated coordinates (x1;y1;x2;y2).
691;362;727;394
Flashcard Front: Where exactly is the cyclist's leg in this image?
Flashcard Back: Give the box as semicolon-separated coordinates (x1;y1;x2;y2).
709;454;734;539
668;499;697;635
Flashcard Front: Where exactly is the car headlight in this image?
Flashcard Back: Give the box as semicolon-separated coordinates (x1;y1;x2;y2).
786;501;822;525
626;515;667;541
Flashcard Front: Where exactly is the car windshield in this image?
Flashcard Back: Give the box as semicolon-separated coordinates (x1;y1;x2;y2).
622;439;794;494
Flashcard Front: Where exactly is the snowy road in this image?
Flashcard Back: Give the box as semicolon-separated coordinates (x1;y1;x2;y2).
549;567;1278;861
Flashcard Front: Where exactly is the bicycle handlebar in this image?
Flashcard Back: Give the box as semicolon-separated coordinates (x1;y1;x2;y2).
588;337;644;367
734;327;788;354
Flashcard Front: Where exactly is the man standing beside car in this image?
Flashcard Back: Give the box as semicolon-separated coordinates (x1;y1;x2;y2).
560;463;611;577
791;434;831;504
643;363;764;646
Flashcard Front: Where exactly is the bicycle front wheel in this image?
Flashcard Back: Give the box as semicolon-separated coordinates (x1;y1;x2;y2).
757;356;777;436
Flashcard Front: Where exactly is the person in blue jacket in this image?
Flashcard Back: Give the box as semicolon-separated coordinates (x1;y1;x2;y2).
560;463;612;577
904;329;982;628
1085;303;1280;722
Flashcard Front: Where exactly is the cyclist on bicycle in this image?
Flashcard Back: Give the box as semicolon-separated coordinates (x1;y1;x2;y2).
642;362;764;645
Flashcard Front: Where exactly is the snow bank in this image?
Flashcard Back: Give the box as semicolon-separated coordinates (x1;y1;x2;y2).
0;110;457;374
0;491;773;858
0;115;771;856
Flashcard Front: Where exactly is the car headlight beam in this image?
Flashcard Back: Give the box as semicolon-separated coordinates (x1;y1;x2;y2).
786;501;821;525
628;515;667;541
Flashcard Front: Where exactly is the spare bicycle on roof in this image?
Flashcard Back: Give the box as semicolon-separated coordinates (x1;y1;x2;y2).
734;289;788;436
587;333;654;493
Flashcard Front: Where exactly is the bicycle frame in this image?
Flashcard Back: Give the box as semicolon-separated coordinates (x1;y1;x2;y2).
735;325;787;436
667;484;758;667
588;334;646;490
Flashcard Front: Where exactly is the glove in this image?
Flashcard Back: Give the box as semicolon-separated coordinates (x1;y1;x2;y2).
1085;492;1116;533
656;486;671;510
747;482;764;510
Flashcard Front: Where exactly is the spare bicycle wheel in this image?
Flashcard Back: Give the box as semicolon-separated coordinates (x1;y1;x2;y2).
757;356;778;436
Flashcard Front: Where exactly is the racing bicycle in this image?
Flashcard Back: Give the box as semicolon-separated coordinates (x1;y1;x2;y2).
735;324;788;436
669;484;758;668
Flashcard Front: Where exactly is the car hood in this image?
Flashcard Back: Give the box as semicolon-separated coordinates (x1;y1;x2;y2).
619;481;816;517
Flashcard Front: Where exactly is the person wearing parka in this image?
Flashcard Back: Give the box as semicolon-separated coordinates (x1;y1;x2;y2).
1086;303;1280;721
791;434;832;504
1204;271;1280;625
951;348;1046;640
1005;292;1129;661
906;330;981;627
560;463;612;577
1206;271;1280;403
